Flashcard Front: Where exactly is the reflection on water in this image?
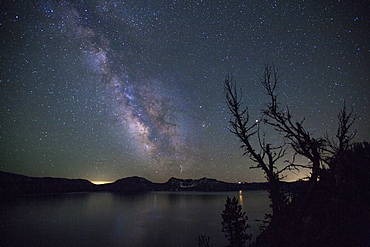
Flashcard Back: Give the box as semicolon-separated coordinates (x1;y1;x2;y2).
239;190;244;205
0;191;269;247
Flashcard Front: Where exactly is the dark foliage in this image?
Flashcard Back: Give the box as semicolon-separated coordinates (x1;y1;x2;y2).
198;235;213;247
221;196;252;247
256;142;370;246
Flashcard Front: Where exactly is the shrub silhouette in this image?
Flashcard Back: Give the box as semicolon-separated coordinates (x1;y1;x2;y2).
221;196;251;247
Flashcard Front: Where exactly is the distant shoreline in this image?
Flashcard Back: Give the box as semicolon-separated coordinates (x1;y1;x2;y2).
0;170;305;196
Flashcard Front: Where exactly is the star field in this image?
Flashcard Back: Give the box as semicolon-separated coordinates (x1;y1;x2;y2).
1;0;369;182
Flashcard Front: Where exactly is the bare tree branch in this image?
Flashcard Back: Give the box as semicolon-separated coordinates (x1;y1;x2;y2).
259;64;326;187
224;74;289;218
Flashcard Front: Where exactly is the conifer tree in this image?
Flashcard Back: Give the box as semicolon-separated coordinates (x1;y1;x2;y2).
221;196;251;247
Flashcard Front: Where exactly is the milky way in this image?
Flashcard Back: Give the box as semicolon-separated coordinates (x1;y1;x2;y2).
52;2;192;173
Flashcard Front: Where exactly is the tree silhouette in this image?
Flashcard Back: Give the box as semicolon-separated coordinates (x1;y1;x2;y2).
225;65;368;246
221;196;251;247
259;65;326;191
225;74;288;220
225;65;358;212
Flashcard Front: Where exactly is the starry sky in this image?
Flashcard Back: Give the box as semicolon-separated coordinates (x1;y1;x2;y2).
1;0;369;183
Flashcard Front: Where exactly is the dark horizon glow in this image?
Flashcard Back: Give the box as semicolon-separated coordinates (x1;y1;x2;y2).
1;0;369;183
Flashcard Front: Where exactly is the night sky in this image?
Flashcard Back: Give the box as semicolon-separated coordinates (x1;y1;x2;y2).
1;0;369;183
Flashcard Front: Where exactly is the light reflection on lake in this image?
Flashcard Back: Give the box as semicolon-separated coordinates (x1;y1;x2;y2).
0;191;270;247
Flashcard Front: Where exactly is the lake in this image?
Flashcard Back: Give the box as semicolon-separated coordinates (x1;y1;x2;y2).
0;191;270;247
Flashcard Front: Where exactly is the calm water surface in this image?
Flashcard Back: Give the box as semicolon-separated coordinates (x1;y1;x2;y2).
0;191;270;247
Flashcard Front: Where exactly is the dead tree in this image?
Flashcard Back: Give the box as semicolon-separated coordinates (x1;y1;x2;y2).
225;65;358;219
324;102;357;185
259;65;326;190
226;65;361;246
225;75;288;218
255;65;356;190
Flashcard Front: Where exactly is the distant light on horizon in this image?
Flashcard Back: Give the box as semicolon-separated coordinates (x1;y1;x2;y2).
90;181;114;185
